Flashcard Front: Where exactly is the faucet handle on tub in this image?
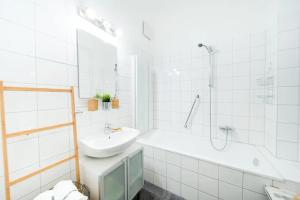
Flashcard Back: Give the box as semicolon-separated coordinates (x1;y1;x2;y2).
219;126;234;134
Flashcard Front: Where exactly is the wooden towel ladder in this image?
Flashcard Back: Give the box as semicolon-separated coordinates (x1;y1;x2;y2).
0;81;80;200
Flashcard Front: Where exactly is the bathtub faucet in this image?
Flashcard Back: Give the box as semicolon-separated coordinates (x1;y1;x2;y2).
219;126;234;134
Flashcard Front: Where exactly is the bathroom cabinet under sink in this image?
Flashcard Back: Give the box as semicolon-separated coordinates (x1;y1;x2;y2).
81;145;144;200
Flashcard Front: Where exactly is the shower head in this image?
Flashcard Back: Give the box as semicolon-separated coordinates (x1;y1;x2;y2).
198;43;212;53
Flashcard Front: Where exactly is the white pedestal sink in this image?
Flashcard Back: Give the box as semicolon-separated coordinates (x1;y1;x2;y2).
80;127;140;158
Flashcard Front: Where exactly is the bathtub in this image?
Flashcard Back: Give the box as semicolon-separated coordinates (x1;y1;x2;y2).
136;129;300;199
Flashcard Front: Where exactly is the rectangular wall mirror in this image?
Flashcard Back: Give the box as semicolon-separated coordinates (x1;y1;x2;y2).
77;29;117;99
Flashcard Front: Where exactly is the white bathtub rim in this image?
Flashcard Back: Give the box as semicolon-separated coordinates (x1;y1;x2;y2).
257;147;300;184
138;138;284;182
136;130;290;182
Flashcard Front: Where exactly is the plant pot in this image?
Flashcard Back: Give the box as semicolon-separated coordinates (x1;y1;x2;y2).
102;102;111;110
88;99;98;111
111;97;119;109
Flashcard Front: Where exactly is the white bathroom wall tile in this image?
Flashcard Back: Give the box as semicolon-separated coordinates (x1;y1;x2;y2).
233;62;250;77
167;179;180;196
233;90;250;103
278;29;300;50
167;164;181;182
181;184;198;200
219;166;243;187
232;130;249;144
18;190;41;200
0;178;4;199
144;169;154;184
40;158;70;187
0;51;36;84
68;66;78;87
0;0;35;28
39;129;70;160
233;103;250;117
198;160;218;179
249;117;264;131
5;91;37;113
219;181;242;200
216;64;233;79
198;191;218;200
154;174;166;189
251;60;265;75
38;109;70;127
278;48;300;68
10;174;40;200
217;103;233;116
251;90;265;104
273;180;300;192
198;174;218;197
299;137;300;162
277;105;298;124
217;53;232;65
233;77;250;90
37;92;69;110
232;117;249;130
217;77;233;90
7;138;39;173
278;11;300;31
277;123;298;142
181;156;198;172
67;43;78;66
154;160;167;176
251;46;265;61
251;32;266;47
0;19;34;56
277;140;298;161
249;131;265;145
233;35;250;50
36;3;67;41
243;173;272;194
153;148;166;161
243;189;268;200
277;87;299;105
36;32;68;63
143;146;154;158
6;111;38;134
166;151;181;166
233;49;250;63
250;104;265;118
36;59;69;86
278;68;299;86
181;169;198;188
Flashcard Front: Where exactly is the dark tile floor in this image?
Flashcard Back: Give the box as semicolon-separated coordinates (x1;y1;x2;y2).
133;181;184;200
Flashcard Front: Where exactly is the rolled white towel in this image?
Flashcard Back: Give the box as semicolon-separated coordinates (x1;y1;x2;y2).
33;190;54;200
53;180;78;200
65;191;88;200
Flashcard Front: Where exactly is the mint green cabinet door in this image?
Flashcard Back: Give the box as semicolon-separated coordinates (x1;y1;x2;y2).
102;162;126;200
127;150;144;200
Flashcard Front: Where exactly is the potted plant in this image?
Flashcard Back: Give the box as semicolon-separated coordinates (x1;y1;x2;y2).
94;93;111;110
88;94;101;111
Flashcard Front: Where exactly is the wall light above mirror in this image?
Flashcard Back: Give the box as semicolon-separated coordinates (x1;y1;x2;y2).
77;7;118;37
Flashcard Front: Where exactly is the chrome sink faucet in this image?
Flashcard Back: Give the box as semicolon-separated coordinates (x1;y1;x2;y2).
104;123;112;135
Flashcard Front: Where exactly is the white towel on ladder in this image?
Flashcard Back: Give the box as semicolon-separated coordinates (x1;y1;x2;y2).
53;180;78;200
34;180;87;200
33;190;54;200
